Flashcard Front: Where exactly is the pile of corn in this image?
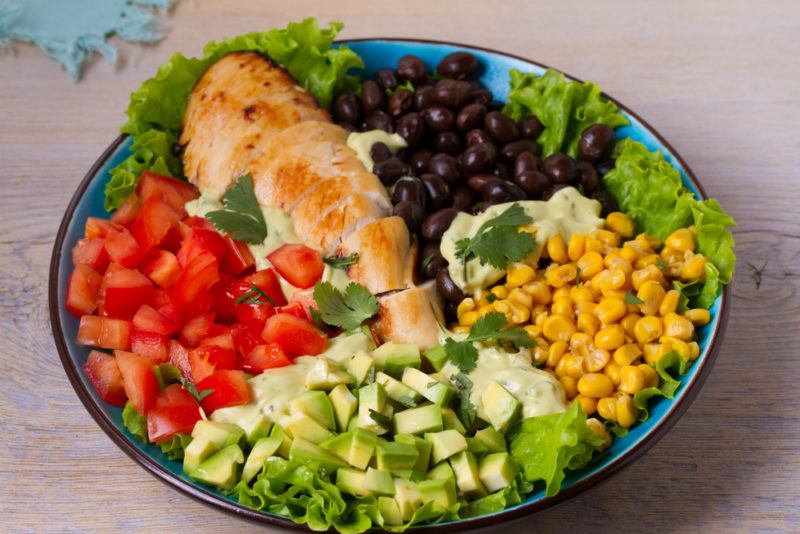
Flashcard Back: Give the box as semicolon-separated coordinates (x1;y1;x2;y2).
454;212;711;430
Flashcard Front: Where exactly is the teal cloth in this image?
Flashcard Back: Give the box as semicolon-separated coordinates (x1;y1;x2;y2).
0;0;175;81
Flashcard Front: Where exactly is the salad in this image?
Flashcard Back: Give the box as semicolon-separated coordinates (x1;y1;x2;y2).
64;18;736;532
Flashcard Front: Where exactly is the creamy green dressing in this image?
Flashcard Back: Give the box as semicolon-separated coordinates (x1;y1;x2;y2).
440;186;604;295
346;130;407;172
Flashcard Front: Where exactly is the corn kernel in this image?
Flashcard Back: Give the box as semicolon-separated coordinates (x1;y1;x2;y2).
577;251;604;280
643;342;669;365
559;375;578;399
604;361;622;386
577;312;600;337
494;300;529;325
547;263;578;288
594;297;627;325
532;346;548;365
567;234;586;262
618;365;645;394
490;285;509;300
585;348;611;373
506;263;536;288
634;316;663;344
634;254;661;270
663;312;694;340
595;324;626;351
547;234;569;264
638;364;659;388
534;310;549;327
621;313;642;337
584;237;604;254
619;245;639;265
606;212;635;238
688;341;700;360
586;418;612;448
507;287;533;309
551;297;574;319
595;229;620;249
552;286;571;301
456;298;475;319
631;264;664;291
685;308;711;326
555;354;569;377
578;373;614;398
637;280;666;316
613;343;643;367
605;253;633;275
569;332;594;357
636;233;661;251
681;253;707;279
523;325;542;339
666;228;695;252
570;285;595;303
546;341;568;368
523;281;552;305
477;304;496;316
616;394;639;428
576;395;598;415
597;397;618;421
659;290;680;316
459;311;479;327
542;314;576;342
562;354;586;379
660;336;692;360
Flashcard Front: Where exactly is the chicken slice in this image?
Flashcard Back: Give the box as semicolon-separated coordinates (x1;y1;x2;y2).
372;282;445;350
301;193;388;254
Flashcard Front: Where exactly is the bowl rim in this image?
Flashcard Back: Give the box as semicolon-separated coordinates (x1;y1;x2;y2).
48;37;730;532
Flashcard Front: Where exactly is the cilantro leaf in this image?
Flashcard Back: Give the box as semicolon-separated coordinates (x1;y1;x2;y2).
206;175;267;244
396;395;418;408
442;312;534;374
235;284;277;306
444;338;479;374
368;409;392;428
455;203;536;273
323;252;359;270
625;291;644;305
313;281;379;331
179;377;214;403
309;307;327;330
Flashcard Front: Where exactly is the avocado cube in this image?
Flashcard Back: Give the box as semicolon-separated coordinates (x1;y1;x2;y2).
394;434;432;472
441;408;467;434
336;467;368;497
346;350;375;385
357;382;390;435
328;384;358;432
183;435;217;474
190;444;244;489
401;368;455;406
378;496;403;526
319;432;352;462
467;437;489;457
389;469;425;482
376;372;422;406
290;390;336;430
426;461;455;481
348;427;378;470
364;467;395;496
481;381;521;433
289;437;347;474
449;451;487;497
424;430;468;464
478;452;518;492
422;345;449;372
372;343;421;378
417;478;457;508
474;426;507;453
376;441;420;470
269;424;292;458
242;435;282;483
210;405;273;445
393;478;422;520
285;412;334;444
305;358;355;391
393;404;443;436
191;420;244;450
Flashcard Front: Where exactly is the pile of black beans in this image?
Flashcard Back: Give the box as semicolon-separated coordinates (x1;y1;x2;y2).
331;52;618;315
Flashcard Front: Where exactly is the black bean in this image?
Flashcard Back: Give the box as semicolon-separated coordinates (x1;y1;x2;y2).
433;132;463;155
485;180;516;203
466;129;493;146
542;153;579;184
578;161;599;195
373;157;410;185
471;201;497;214
420;243;447;280
340;123;358;134
387;90;413;118
361;80;385;115
452;186;477;211
500;139;539;163
436;268;465;303
456;103;486;131
397;55;427;82
467;174;497;195
472;89;492;105
410;149;434;175
515;170;552;199
370;142;392;165
494;161;512;182
436;51;478;80
505;182;527;200
392;177;427;206
393;201;426;232
423;106;454;133
376;68;400;91
427;153;462;185
461;142;498;175
592;190;618;216
333;91;361;125
514;152;540;177
578;124;615;162
519;116;543;140
487;101;505;112
596;159;615;176
543;184;570;201
414;86;435;111
432;79;473;108
396;112;425;148
421;173;451;210
364;110;394;133
422;208;459;240
484;111;520;145
444;301;458;323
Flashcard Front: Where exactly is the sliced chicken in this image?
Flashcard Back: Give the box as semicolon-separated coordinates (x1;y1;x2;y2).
373;282;445;350
302;193;388;254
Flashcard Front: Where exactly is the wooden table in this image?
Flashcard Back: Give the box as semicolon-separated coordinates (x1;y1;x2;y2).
2;1;798;531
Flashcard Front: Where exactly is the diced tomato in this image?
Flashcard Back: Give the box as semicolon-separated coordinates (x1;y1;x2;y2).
212;275;239;324
221;236;255;276
130;329;169;363
82;350;127;407
77;316;131;350
262;313;327;358
98;266;154;319
277;301;309;321
209;323;231;337
267;244;324;289
133;305;180;336
168;340;192;380
72;238;109;272
141;250;182;289
176;226;227;269
186;348;216;383
130;196;180;251
110;193;142;226
115;350;159;414
188;343;241;382
199;332;234;350
244;343;292;373
179;312;215;348
146;384;202;443
66;264;102;317
196;370;250;414
85;217;120;239
235;302;276;328
153;291;185;329
105;227;145;268
246;268;287;306
230;323;263;358
290;289;317;317
136;171;198;217
172;252;220;307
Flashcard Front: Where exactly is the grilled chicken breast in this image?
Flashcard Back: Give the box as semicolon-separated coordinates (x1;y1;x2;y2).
373;282;445;350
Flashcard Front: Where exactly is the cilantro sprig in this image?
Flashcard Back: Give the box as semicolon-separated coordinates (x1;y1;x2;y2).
452;372;477;428
206;175;267;244
179;377;214;403
235;284;277;306
442;312;534;374
313;281;379;331
323;253;359;270
368;409;392;428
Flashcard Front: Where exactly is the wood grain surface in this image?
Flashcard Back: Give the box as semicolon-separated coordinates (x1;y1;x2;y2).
1;1;798;532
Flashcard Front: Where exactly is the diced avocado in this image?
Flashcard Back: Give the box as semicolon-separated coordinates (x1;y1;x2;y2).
394;434;432;472
442;408;467;434
467;437;489;457
183;435;217;474
347;414;359;432
376;372;422;406
285;412;334;444
305;358;355;391
426;462;455;481
393;478;422;520
364;467;395;496
290;390;336;430
336;467;368;497
189;444;244;489
417;478;457;508
357;382;390;435
329;384;358;432
474;426;507;453
389;469;425;482
378;496;403;526
478;452;518;492
346;350;375;385
348;427;378;470
422;345;449;372
481;381;521;433
393;403;443;436
372;343;421;378
319;432;352;462
269;424;292;458
242;435;282;483
289;437;347;474
401;368;455;406
424;429;468;464
449;451;487;497
191;420;244;450
211;405;273;446
376;441;420;470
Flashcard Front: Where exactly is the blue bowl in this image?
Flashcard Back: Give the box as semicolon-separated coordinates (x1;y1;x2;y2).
49;38;730;531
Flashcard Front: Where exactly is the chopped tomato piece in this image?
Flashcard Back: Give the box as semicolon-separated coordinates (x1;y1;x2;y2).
110;193;141;226
146;384;201;443
189;343;241;378
98;266;154;319
172;252;220;308
176;226;227;268
133;305;179;336
277;301;309;321
141;250;182;289
262;313;327;358
221;236;255;276
130;329;169;363
130;196;180;251
72;238;109;272
82;350;127;407
199;332;234;350
196;370;250;414
66;264;102;317
290;289;317;317
136;171;198;217
230;323;263;358
267;244;324;289
245;268;287;306
179;312;215;348
77;316;131;350
235;302;276;328
104;227;145;268
212;275;239;324
85;217;120;239
115;350;159;414
244;343;292;373
168;340;192;380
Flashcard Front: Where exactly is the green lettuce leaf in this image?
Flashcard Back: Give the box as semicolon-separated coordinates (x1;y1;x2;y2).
632;351;690;422
459;475;531;518
508;401;604;497
503;69;628;158
121;403;148;442
158;433;193;460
